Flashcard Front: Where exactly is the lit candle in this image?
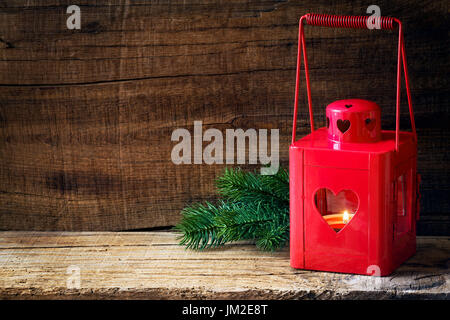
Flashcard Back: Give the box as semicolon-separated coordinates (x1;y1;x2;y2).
323;210;354;231
343;210;350;224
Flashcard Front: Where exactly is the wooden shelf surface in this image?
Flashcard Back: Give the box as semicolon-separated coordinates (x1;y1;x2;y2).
0;232;448;299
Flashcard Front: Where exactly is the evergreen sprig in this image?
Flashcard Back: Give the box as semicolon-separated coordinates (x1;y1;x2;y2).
217;167;289;205
175;167;290;251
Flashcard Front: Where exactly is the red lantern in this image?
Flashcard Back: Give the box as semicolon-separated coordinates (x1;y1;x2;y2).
290;14;420;276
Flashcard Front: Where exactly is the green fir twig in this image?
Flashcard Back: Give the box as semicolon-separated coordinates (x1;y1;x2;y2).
217;167;289;205
175;167;290;251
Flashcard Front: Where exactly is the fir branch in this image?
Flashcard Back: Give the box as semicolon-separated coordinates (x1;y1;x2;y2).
216;167;289;206
174;202;226;250
175;200;289;251
175;167;290;251
215;201;288;244
256;223;289;251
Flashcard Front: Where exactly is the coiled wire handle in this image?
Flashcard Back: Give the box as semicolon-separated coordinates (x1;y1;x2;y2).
292;13;416;151
305;13;395;29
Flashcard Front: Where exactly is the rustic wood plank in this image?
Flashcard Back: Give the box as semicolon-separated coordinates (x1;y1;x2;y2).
0;72;294;230
0;0;449;230
0;232;448;299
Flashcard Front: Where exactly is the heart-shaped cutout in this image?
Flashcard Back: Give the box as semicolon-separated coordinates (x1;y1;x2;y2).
326;117;330;128
365;118;376;131
314;188;358;232
344;104;353;109
337;119;350;133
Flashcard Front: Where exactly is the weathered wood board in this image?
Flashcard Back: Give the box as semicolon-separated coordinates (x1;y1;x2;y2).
0;232;448;299
0;1;449;230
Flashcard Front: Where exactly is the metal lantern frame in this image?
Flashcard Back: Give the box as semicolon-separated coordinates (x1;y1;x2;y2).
289;14;420;276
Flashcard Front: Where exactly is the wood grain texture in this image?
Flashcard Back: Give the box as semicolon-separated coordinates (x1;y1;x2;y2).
0;0;449;230
0;231;448;299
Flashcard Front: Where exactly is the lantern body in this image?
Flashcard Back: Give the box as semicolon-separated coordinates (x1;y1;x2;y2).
290;99;419;276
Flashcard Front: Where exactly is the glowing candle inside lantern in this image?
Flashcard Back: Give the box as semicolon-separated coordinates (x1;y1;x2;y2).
343;210;350;224
323;210;354;231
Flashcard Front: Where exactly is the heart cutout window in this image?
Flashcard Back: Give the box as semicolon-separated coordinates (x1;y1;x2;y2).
314;188;359;232
337;119;350;133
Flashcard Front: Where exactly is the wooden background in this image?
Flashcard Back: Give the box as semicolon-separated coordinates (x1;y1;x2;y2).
0;0;448;232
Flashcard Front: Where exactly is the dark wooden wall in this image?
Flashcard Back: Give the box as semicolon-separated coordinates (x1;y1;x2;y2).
0;0;448;232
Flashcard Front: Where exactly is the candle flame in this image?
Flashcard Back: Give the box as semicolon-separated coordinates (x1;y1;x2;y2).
343;210;350;224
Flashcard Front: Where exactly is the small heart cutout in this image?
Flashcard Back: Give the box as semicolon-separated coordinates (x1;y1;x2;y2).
326;117;330;128
314;188;358;232
344;104;353;109
337;119;350;133
365;118;376;131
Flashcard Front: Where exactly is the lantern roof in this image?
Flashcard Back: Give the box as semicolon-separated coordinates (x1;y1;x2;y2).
291;128;415;154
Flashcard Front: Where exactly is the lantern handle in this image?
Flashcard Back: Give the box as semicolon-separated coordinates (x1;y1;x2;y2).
291;13;417;152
